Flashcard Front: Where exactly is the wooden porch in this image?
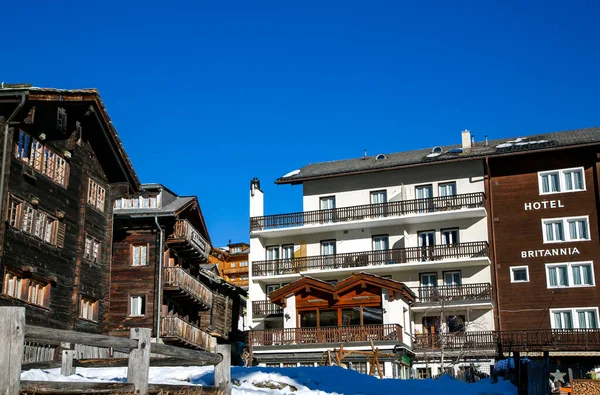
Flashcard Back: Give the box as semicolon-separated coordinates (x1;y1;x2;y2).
413;283;492;304
414;329;600;352
168;219;210;262
252;300;283;318
160;315;214;351
252;241;489;276
250;192;485;231
249;324;403;347
162;266;213;309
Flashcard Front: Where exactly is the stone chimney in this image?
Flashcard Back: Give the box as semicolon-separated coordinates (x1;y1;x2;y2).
461;130;472;149
250;178;264;218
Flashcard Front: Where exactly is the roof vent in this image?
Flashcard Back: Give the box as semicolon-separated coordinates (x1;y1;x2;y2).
431;146;443;154
376;154;386;160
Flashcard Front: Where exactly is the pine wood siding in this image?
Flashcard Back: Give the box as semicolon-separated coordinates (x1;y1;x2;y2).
488;147;600;330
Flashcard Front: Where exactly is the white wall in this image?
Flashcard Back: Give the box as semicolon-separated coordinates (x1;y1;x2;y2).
302;161;485;211
283;294;297;329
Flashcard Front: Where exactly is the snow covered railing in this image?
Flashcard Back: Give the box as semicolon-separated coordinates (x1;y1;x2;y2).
0;307;231;395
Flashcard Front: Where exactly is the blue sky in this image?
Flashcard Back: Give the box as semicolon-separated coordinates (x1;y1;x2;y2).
3;1;599;247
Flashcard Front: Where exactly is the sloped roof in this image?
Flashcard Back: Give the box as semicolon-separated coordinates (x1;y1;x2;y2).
0;85;140;189
269;272;415;305
276;127;600;184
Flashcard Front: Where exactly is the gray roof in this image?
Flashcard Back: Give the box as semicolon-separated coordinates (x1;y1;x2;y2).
276;127;600;184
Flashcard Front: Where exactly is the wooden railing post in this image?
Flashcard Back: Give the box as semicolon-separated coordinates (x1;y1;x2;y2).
127;328;151;395
61;349;77;376
214;344;231;395
0;307;25;395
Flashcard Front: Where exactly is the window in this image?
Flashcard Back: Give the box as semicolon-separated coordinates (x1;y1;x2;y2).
87;179;106;212
239;261;249;267
265;284;281;296
546;262;594;288
80;297;99;322
441;228;459;245
510;266;529;283
370;190;387;204
7;196;63;248
372;235;389;251
281;244;294;259
447;315;465;332
3;272;50;308
421;273;437;287
321;240;336;255
57;107;67;132
231;262;236;268
131;245;148;266
444;271;461;286
551;308;598;329
266;246;279;260
539;167;585;194
14;130;69;187
320;196;335;210
542;216;590;243
231;246;242;253
84;236;101;263
130;295;146;316
114;195;160;210
439;182;457;197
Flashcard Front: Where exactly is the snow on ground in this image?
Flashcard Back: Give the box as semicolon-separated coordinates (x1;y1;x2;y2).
22;365;517;395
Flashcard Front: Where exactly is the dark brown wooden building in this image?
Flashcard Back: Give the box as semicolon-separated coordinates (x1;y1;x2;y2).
0;85;140;333
109;184;246;350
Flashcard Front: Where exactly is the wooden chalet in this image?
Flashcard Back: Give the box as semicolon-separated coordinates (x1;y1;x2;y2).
249;272;415;374
109;184;245;350
0;85;140;333
210;242;250;289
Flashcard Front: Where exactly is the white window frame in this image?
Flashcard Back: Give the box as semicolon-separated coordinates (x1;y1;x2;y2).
545;261;595;289
541;216;591;243
550;307;599;329
438;182;457;197
129;295;146;316
538;167;586;195
510;265;530;283
131;244;148;266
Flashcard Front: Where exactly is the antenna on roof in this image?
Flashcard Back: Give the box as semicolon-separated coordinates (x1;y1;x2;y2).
485;135;488;147
363;149;367;160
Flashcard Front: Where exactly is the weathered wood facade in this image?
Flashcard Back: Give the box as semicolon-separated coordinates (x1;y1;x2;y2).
0;87;139;333
109;184;245;350
487;146;600;331
209;242;250;288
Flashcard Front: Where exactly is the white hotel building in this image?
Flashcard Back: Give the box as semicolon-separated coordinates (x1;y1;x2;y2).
247;131;496;378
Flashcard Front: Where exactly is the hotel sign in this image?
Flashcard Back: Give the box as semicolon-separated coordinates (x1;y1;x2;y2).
524;200;564;211
521;247;580;259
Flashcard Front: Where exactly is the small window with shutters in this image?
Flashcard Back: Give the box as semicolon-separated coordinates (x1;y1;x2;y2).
131;244;149;266
7;195;65;248
80;296;99;322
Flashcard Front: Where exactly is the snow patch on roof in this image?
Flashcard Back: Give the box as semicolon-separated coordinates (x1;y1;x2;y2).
282;169;301;178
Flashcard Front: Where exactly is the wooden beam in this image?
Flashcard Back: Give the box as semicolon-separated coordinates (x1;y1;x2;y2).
61;350;77;376
0;307;25;395
305;285;311;293
150;342;222;364
127;328;151;395
214;344;232;395
25;325;138;351
20;381;135;394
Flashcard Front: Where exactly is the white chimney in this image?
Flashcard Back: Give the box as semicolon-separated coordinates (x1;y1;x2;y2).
250;178;264;218
461;129;472;149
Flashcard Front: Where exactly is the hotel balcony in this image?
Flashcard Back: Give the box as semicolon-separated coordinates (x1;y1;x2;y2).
414;329;600;353
162;266;213;309
249;324;403;348
160;315;215;351
252;241;489;280
252;300;284;318
250;192;486;236
168;219;211;262
411;283;493;311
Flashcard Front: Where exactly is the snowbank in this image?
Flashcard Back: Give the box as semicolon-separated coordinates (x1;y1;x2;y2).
21;365;517;395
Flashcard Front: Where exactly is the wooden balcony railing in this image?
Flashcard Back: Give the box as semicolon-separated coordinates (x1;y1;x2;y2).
252;241;489;276
250;192;485;231
162;266;213;308
252;300;284;317
171;219;210;261
414;329;600;352
249;324;402;347
160;315;213;351
414;283;492;304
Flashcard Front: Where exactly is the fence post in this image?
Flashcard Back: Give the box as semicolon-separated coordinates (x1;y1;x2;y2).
61;349;77;376
215;344;232;395
0;307;25;395
127;328;151;395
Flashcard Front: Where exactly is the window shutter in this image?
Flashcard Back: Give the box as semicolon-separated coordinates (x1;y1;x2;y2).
56;222;66;248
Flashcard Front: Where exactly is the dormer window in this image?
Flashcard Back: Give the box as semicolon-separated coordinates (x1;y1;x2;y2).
57;107;67;132
114;194;160;210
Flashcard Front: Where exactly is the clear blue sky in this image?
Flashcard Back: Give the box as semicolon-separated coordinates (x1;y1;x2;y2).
3;1;599;247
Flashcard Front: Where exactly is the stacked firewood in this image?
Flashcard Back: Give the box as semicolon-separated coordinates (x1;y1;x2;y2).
572;379;600;395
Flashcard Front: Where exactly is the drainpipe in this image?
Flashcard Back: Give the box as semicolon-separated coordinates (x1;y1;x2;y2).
0;91;28;220
154;216;164;342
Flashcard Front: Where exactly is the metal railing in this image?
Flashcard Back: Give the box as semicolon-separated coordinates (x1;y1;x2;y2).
249;324;402;347
250;192;485;231
252;241;489;276
414;283;492;304
162;266;213;308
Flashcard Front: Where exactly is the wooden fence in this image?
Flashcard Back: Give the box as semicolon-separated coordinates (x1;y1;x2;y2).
1;307;232;395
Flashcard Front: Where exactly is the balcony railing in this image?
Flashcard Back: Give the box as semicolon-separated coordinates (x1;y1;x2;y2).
161;315;213;351
250;192;485;231
252;241;489;277
170;219;210;261
249;324;402;347
414;283;492;304
162;266;213;308
414;329;600;352
252;300;284;317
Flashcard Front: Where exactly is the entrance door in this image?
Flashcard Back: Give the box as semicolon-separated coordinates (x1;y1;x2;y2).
418;231;435;261
422;316;440;348
416;185;433;213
